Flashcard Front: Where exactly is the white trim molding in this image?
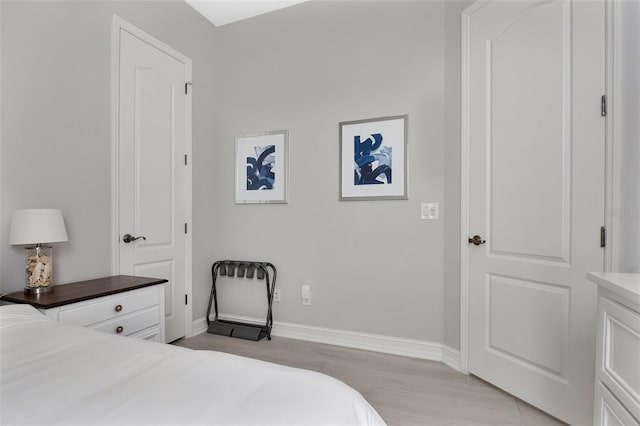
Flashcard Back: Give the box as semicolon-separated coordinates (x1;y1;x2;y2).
459;1;485;376
193;315;463;372
442;345;462;372
192;317;209;337
604;0;623;273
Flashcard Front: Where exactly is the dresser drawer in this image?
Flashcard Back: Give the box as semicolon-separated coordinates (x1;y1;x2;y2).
57;287;159;327
131;326;163;342
597;297;640;421
89;306;160;337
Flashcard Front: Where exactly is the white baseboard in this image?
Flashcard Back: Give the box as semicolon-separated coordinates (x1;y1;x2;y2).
191;314;462;371
442;345;462;372
191;317;208;336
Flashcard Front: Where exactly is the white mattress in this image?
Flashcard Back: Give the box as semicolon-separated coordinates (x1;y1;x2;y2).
0;305;385;426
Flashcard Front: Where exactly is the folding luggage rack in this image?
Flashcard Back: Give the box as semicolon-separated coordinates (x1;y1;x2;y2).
206;260;276;341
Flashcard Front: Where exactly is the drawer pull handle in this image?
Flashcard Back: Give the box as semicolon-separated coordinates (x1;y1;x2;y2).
115;304;123;312
116;326;124;334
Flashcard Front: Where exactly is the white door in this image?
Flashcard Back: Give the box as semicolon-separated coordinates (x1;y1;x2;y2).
464;1;605;424
115;20;191;343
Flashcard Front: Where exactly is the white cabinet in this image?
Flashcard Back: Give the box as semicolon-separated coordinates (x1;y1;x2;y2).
0;276;167;343
42;285;165;342
596;382;639;426
589;273;640;425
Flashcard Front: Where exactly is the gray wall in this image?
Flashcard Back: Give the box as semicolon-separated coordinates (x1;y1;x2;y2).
0;1;217;292
3;0;630;349
619;0;640;273
0;0;476;347
201;0;447;342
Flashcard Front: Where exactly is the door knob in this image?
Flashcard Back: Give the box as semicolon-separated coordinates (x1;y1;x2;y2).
122;234;146;244
468;235;486;246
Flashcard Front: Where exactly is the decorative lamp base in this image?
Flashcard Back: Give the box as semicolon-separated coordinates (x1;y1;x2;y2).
24;245;55;294
24;285;54;294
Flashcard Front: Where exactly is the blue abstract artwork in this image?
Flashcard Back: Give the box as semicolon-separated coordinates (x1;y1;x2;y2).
353;134;392;185
246;145;275;191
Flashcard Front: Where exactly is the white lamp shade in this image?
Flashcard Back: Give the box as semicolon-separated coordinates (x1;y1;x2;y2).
9;209;69;245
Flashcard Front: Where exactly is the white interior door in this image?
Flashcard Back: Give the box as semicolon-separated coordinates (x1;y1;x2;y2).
115;20;191;343
464;1;605;424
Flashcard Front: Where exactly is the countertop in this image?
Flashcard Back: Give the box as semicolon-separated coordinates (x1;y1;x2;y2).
587;272;640;305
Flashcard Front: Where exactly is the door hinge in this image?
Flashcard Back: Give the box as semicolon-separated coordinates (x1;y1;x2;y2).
185;223;188;234
185;81;192;94
185;294;188;305
184;154;188;166
600;226;606;248
601;95;607;117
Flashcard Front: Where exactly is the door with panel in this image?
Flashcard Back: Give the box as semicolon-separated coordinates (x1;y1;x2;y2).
464;1;605;424
116;21;191;343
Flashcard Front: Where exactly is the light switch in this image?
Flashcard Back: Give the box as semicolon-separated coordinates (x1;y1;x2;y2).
421;202;439;220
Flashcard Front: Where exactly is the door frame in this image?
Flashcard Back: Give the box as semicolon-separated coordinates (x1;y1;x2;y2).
603;0;623;273
110;15;193;338
459;0;487;374
459;0;614;374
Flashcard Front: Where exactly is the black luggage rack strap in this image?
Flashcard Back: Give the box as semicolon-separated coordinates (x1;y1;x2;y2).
206;260;276;341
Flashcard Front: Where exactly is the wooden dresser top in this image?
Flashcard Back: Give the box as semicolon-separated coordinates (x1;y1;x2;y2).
0;275;167;309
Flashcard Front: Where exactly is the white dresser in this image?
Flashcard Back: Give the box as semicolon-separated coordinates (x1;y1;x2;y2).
588;272;640;426
0;275;167;343
42;285;165;342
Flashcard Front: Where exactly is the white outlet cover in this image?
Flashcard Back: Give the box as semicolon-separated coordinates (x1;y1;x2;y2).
301;285;311;305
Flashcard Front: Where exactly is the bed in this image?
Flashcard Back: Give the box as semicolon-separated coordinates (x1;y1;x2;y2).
0;305;385;426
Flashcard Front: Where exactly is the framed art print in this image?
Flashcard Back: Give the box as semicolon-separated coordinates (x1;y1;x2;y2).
339;115;408;201
235;130;288;204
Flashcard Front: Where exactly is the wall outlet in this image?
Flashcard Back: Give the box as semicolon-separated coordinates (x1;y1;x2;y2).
273;288;281;302
301;285;311;306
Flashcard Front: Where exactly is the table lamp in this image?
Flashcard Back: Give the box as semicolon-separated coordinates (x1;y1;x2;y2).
9;209;69;294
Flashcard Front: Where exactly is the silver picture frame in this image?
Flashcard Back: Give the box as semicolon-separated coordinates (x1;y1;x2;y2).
339;115;408;201
235;130;289;204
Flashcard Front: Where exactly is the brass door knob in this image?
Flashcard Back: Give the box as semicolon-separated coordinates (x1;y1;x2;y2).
115;304;123;312
116;326;124;334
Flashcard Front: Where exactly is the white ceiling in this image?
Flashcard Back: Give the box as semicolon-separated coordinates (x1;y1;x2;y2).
184;0;309;27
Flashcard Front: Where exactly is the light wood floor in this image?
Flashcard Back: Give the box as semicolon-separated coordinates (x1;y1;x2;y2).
173;333;564;426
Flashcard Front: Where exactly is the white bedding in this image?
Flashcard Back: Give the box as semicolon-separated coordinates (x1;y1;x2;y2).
0;305;385;426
